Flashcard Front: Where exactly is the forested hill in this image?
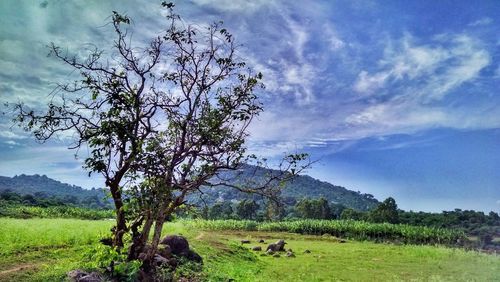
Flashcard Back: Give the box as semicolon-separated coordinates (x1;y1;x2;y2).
191;165;380;211
0;167;380;211
0;174;108;208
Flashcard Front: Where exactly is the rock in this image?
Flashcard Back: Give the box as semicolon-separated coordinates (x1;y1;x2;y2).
158;245;172;258
266;249;275;255
259;239;265;243
185;249;203;264
252;246;262;251
287;248;293;252
266;239;287;252
241;239;251;244
304;249;311;254
68;270;87;281
78;273;102;282
286;251;295;258
160;235;189;255
272;253;281;258
153;254;169;266
99;237;113;246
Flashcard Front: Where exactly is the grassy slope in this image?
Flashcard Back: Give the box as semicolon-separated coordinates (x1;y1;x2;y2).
0;218;499;281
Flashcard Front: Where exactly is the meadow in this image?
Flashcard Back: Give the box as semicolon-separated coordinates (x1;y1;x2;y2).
0;218;499;281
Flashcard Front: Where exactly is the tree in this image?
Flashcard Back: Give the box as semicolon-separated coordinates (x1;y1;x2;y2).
236;199;259;220
13;2;308;274
295;197;331;219
340;208;366;221
369;197;399;224
209;202;234;220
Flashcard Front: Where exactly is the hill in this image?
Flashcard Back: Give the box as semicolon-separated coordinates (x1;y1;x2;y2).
0;166;379;211
0;174;109;208
191;165;380;211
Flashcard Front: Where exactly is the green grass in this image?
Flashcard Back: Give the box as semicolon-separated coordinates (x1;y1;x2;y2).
0;218;499;281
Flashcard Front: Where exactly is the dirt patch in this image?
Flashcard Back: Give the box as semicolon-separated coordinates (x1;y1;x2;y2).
0;263;39;280
195;232;205;240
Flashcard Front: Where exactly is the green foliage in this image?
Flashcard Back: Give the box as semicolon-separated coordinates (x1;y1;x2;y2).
294;197;331;219
0;203;114;220
340;208;366;221
236;199;259;220
83;244;141;281
189;165;380;212
208;202;234;220
369;197;399;224
0;175;111;209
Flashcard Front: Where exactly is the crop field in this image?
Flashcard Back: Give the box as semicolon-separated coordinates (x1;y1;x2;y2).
186;219;466;246
0;218;499;281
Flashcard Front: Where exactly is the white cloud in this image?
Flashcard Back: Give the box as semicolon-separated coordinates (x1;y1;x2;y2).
191;0;272;13
468;17;493;27
353;70;390;93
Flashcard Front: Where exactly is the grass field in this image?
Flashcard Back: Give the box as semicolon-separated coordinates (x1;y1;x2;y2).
0;218;499;281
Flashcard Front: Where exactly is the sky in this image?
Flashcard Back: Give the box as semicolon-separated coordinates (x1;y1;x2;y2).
0;0;499;212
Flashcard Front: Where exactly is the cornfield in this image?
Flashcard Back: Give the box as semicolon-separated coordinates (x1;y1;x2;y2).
186;219;466;246
0;205;114;220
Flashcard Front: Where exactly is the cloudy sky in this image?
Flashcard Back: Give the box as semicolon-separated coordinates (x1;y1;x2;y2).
1;0;499;212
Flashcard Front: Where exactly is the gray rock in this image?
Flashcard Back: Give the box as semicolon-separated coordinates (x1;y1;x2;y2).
158;245;172;258
252;246;262;251
68;270;87;281
160;235;189;255
266;239;287;252
286;251;295;258
241;239;251;244
153;254;169;266
259;239;265;243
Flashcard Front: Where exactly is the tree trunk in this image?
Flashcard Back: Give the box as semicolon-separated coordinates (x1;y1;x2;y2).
128;215;154;261
109;182;127;248
148;214;166;260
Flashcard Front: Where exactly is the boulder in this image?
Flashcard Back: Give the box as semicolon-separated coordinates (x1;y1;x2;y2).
78;273;102;282
266;239;286;252
68;271;102;282
266;249;275;255
252;246;262;251
153;254;170;266
185;249;203;264
158;245;172;258
241;239;251;244
160;235;190;255
286;251;295;258
258;239;265;243
68;270;87;281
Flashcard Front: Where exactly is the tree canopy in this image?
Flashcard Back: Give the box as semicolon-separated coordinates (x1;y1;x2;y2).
13;2;309;274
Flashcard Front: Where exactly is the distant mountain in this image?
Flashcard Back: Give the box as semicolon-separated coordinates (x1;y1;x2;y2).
0;174;109;208
190;165;380;211
1;166;380;211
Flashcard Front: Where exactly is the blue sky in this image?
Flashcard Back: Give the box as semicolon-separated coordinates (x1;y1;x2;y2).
0;0;499;212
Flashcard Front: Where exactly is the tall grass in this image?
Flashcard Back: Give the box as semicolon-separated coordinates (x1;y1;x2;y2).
186;219;466;246
0;205;114;220
0;218;113;255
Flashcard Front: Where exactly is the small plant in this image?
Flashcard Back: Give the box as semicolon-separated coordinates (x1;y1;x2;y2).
82;244;141;281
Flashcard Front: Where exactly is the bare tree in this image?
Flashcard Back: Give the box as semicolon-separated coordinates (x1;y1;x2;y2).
14;2;309;273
